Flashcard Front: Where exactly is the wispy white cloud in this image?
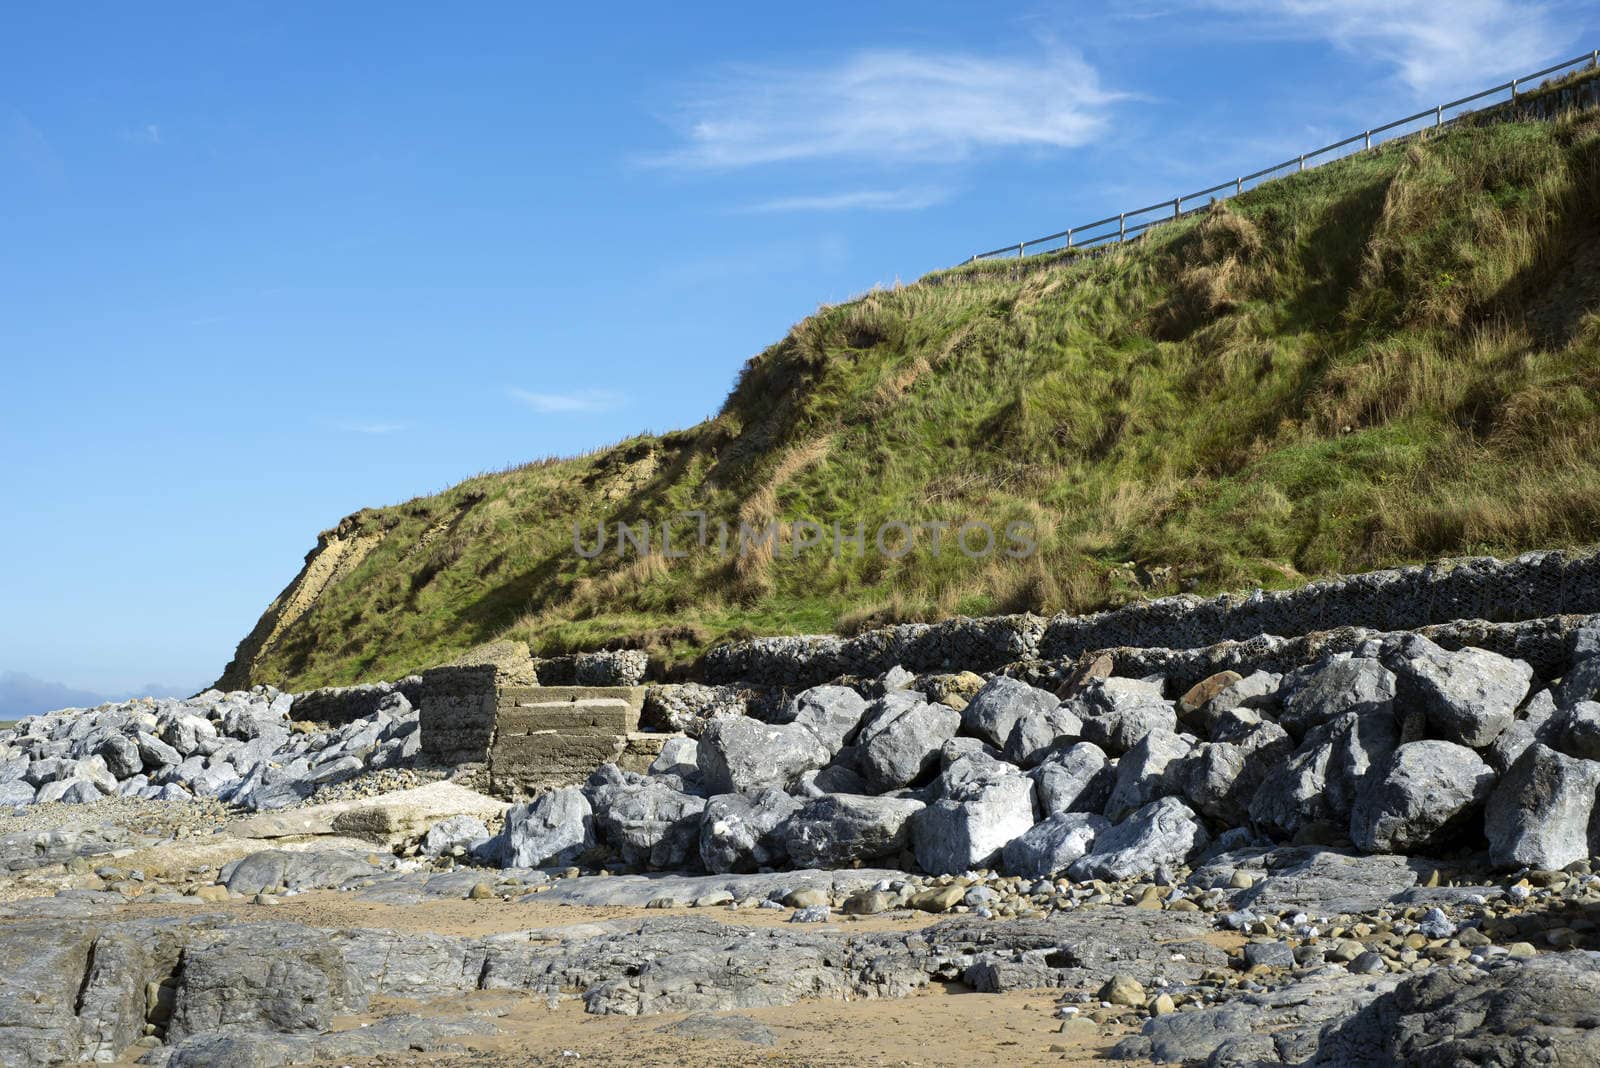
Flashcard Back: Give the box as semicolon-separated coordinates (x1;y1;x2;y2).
119;122;162;145
334;420;409;435
651;47;1124;169
736;186;951;214
508;388;625;414
1198;1;1571;95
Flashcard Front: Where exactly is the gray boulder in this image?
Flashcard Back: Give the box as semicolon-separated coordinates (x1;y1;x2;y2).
1068;797;1209;882
1555;701;1600;760
783;685;870;755
960;677;1059;749
1485;689;1560;774
1393;640;1532;748
0;780;34;806
1030;742;1115;816
1249;710;1398;841
1279;657;1395;739
222;849;380;895
420;815;491;857
161;713;218;757
501;787;594;868
855;695;961;792
95;734;141;779
1104;728;1195;822
1072;677;1178;756
1001;704;1085;767
1485;742;1600;870
1349;741;1495;853
647;737;699;778
594;781;706;869
221;703;284;740
1187;670;1282;735
699;790;801;873
36;778;101;805
696;716;829;794
911;773;1036;875
1557;647;1600;707
1178;721;1292;826
1002;812;1109;878
782;794;925;869
134;732;181;770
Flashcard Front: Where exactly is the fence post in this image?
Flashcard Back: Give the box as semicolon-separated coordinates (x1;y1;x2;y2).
1173;197;1181;219
1363;130;1371;151
1235;177;1242;195
1592;49;1598;70
1066;228;1074;249
1435;104;1442;128
1017;242;1024;259
1297;155;1304;172
1119;213;1126;242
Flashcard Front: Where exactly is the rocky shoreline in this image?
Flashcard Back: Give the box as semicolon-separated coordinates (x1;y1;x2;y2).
6;579;1600;1063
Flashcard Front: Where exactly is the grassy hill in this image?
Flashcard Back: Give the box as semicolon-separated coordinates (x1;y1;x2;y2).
220;95;1600;692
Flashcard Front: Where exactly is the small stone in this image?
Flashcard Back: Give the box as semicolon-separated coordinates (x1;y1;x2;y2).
1228;871;1254;890
1348;951;1387;975
1149;993;1176;1016
468;882;495;900
1098;974;1145;1007
907;884;966;912
784;888;829;909
1242;941;1296;970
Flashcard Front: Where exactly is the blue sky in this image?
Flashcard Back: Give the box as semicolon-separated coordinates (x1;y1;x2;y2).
2;1;1597;706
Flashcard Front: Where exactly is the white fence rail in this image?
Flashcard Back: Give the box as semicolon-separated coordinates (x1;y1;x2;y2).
964;49;1600;266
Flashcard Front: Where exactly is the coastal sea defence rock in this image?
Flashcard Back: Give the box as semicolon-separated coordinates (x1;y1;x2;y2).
702;550;1600;688
0;687;419;811
481;615;1600;883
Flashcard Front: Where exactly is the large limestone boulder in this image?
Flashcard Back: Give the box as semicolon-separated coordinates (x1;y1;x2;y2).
1002;812;1109;878
695;717;828;794
911;773;1036;875
855;694;961;792
501;787;594;868
1104;729;1195;822
961;677;1059;750
1349;741;1495;853
1002;704;1085;768
1072;677;1178;756
592;780;706;869
1030;742;1115;816
1249;710;1398;841
1393;640;1532;748
699;789;801;874
1485;742;1600;870
1177;719;1291;826
1279;657;1396;739
781;685;870;756
1068;797;1209;882
1485;689;1559;774
782;794;925;869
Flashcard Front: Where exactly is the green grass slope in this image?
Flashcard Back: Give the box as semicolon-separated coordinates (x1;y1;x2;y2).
221;101;1600;691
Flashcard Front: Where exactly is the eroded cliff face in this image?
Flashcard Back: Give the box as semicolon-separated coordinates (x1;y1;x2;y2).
215;519;383;691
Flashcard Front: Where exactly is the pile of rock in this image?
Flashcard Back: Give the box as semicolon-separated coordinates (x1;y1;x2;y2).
494;621;1600;881
0;686;420;811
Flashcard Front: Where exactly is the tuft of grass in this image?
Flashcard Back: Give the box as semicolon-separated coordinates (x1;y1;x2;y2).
223;98;1600;690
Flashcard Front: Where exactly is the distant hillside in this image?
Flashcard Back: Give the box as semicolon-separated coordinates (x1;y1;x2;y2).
221;90;1600;692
